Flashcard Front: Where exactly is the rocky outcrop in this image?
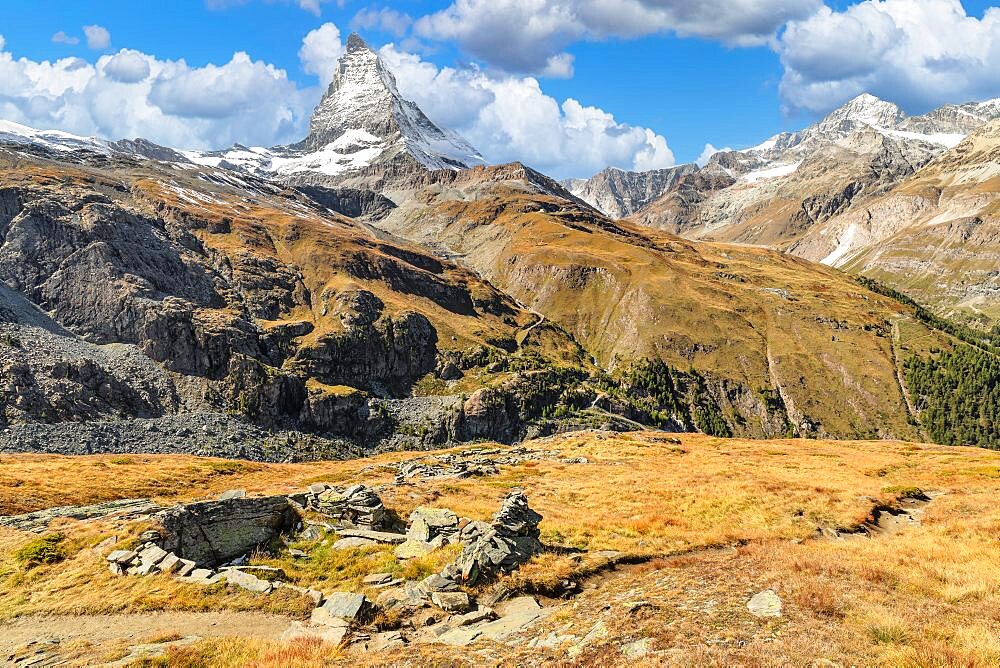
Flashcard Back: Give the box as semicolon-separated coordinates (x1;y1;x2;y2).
295;185;396;221
157;495;298;567
564;164;698;219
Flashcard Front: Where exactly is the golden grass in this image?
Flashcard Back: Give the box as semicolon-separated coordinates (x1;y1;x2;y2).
5;432;1000;665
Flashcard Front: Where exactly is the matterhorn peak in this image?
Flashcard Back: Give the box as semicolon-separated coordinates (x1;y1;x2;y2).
346;32;369;52
300;32;483;172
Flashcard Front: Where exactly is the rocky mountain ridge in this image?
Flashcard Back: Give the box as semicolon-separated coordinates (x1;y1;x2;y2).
569;94;1000;224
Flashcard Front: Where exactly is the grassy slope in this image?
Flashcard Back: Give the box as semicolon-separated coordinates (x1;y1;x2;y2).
0;155;535;358
4;432;1000;665
380;180;948;439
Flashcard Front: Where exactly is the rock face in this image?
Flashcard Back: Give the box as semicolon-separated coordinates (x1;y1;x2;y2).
563;164;698;219
563;95;1000;270
157;496;298;567
0;128;536;448
788;120;1000;322
444;490;543;585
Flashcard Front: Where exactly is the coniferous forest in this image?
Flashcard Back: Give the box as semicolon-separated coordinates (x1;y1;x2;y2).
905;346;1000;449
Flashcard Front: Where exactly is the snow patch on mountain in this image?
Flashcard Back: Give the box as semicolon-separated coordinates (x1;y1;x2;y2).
741;162;801;183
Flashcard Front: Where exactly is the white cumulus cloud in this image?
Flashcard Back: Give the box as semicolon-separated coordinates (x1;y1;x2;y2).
379;44;675;178
102;50;151;83
83;25;111;50
52;31;80;46
414;0;819;75
777;0;1000;114
0;40;311;150
299;22;345;88
352;7;414;37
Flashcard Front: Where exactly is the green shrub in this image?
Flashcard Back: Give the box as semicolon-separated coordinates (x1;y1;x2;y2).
14;533;68;568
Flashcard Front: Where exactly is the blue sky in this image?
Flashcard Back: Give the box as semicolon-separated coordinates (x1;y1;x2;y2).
1;0;997;177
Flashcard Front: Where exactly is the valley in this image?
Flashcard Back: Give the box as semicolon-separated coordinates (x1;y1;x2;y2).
0;27;999;668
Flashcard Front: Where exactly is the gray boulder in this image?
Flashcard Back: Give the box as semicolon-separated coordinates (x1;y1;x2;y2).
157;495;298;567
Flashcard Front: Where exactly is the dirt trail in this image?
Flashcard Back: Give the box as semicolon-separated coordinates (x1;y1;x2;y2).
1;610;294;653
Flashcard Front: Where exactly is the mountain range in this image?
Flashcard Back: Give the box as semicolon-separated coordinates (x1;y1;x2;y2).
1;33;998;456
566;93;1000;323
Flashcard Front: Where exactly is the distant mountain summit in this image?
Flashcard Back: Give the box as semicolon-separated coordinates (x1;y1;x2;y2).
569;93;1000;223
301;34;482;170
186;33;485;185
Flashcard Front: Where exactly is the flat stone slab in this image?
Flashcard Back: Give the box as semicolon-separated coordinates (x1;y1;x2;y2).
432;591;471;613
495;596;540;617
394;539;435;559
363;573;394;585
106;550;137;565
337;529;407;544
222;568;273;594
282;621;349;646
435;610;548;646
476;610;547;641
0;498;159;532
333;537;377;550
748;589;782;618
421;574;459;593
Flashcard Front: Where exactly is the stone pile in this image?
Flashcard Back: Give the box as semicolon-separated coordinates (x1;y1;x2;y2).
98;482;547;651
443;490;543;585
304;483;388;531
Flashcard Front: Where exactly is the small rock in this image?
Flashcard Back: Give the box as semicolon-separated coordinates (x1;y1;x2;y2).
219;489;246;501
311;607;353;627
421;574;459;593
394;539;435;560
176;559;197;577
320;592;369;622
106;550;137;565
223;568;272;594
282;621;349;646
376;582;428;612
449;607;495;627
747;589;782;618
289;549;308;558
137;544;168;566
363;573;394;585
138;530;161;543
337;529;407;545
370;630;405;651
432;591;471;613
495;596;541;617
621;638;652;658
157;553;182;575
333;537;377;550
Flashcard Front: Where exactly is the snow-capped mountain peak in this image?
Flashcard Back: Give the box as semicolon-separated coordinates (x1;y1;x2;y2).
180;33;484;183
302;33;483;172
816;93;905;132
